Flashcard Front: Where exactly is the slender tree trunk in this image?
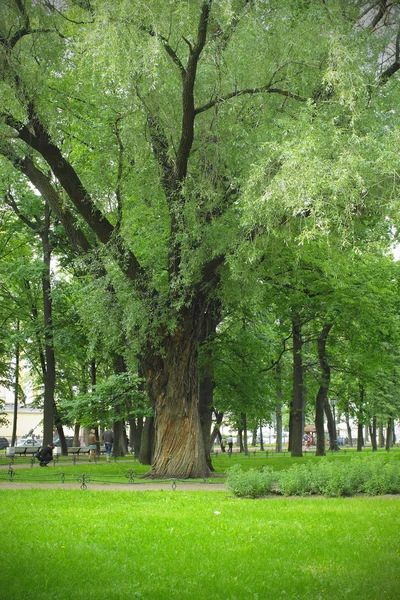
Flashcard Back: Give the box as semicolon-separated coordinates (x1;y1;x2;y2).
357;384;364;452
11;320;20;446
238;428;244;453
259;420;264;451
251;427;257;446
73;422;80;447
364;424;369;445
315;324;333;456
291;315;303;457
112;353;129;457
242;413;248;454
130;416;144;459
41;205;55;446
378;424;385;447
209;410;224;452
324;399;336;451
89;358;99;457
198;357;214;470
386;418;393;451
275;405;283;453
54;401;68;455
275;364;283;453
288;407;293;452
199;303;220;468
370;416;377;452
346;414;353;447
139;416;154;465
357;422;363;452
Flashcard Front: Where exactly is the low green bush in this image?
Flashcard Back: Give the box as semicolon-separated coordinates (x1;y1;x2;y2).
227;455;400;498
276;463;315;496
226;464;274;498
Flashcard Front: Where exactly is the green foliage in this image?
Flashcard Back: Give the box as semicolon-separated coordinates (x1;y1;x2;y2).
64;372;150;428
227;454;400;498
226;463;274;498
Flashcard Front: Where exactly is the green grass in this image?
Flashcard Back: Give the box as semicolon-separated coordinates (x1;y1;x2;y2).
0;490;399;599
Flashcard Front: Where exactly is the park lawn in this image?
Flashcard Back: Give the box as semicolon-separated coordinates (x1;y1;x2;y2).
0;490;399;600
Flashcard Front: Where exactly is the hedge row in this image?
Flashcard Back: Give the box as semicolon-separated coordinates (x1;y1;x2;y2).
226;455;400;498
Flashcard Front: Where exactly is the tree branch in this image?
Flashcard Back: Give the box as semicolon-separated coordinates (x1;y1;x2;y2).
3;190;39;231
175;1;212;182
195;85;307;115
142;25;186;78
379;28;400;84
2;113;145;285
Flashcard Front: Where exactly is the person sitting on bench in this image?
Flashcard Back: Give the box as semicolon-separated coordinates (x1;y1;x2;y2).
36;443;54;467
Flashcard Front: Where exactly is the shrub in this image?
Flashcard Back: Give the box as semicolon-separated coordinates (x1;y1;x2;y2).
277;463;315;496
360;455;400;495
226;464;274;498
227;455;400;498
312;460;359;497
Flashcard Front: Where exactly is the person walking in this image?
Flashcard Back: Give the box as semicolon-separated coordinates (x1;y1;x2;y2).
88;429;98;462
102;427;114;462
226;435;233;454
35;443;54;467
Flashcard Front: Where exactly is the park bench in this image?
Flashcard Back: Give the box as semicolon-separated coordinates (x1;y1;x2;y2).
6;446;43;465
67;446;91;464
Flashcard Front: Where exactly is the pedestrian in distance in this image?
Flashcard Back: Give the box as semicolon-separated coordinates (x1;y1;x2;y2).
102;427;114;462
88;429;98;462
35;443;54;467
226;435;233;454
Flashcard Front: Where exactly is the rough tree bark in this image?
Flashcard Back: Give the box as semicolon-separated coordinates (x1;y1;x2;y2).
144;300;212;479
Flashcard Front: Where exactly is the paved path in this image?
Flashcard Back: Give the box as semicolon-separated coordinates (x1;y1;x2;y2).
0;481;227;491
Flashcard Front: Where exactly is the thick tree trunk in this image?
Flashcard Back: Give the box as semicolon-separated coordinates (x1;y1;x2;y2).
291;315;303;457
315;324;333;456
145;305;211;479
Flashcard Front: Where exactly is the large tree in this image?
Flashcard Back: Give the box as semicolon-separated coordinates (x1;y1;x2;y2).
1;0;400;476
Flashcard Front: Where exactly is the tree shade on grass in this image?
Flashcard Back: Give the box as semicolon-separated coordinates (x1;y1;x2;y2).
0;490;399;600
